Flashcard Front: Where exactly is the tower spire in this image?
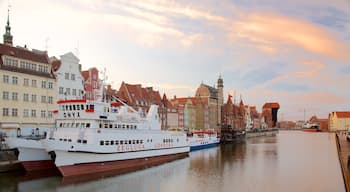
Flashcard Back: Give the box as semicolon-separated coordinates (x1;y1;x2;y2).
3;6;13;46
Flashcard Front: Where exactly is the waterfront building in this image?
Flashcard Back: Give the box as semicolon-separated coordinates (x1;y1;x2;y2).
81;67;100;100
170;96;209;132
221;95;246;130
162;94;178;130
262;102;280;128
0;14;56;136
195;76;224;131
117;82;167;129
328;112;350;132
51;52;84;100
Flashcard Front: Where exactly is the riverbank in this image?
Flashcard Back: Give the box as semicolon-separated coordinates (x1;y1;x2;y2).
336;132;350;192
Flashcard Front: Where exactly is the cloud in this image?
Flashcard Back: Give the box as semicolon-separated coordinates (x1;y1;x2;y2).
229;12;350;59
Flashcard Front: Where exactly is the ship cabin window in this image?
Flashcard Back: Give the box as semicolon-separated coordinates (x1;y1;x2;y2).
77;105;80;110
140;140;143;144
78;139;81;143
81;123;85;128
124;140;127;144
135;125;137;129
136;140;139;144
69;105;72;111
120;141;123;144
64;139;67;141
150;139;152;142
59;123;62;127
114;124;117;128
100;140;104;145
90;105;94;110
105;141;109;145
81;104;84;110
122;125;125;129
118;124;121;128
59;138;63;141
65;105;68;111
104;124;108;128
68;139;72;142
129;140;132;144
109;124;112;128
111;141;114;145
116;140;119;145
83;140;87;144
76;123;79;128
86;123;90;128
73;105;76;110
126;125;129;129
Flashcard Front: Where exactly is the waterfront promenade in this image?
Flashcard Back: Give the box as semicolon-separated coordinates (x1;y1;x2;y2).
336;132;350;192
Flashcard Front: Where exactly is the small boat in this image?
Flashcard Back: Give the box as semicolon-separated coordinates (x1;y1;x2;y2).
188;131;219;151
302;123;320;132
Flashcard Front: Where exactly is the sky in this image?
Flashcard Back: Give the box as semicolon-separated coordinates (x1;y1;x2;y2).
0;0;350;121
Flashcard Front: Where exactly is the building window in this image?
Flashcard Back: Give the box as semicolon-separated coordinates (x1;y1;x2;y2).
65;73;69;80
41;96;46;103
93;81;97;89
2;108;9;116
71;74;75;81
59;87;64;94
2;91;9;100
23;93;29;102
31;95;37;103
48;96;53;104
12;92;18;101
72;89;76;96
12;108;18;117
32;80;37;87
31;110;36;117
41;81;46;88
23;78;29;86
48;111;53;118
23;109;29;117
48;82;53;89
3;75;9;83
41;110;46;118
66;88;70;95
12;76;18;85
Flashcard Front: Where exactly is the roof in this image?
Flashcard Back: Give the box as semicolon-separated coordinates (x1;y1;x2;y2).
51;59;61;72
335;112;350;118
263;102;280;109
81;71;89;81
201;83;217;99
0;43;49;64
119;82;162;106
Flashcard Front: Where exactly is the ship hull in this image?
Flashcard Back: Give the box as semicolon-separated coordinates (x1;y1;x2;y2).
6;137;55;171
190;141;219;151
55;147;189;177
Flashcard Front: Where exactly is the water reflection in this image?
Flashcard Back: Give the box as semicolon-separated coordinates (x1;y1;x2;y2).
0;131;345;192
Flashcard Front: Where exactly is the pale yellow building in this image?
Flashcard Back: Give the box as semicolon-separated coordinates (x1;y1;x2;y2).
328;112;350;132
0;17;56;136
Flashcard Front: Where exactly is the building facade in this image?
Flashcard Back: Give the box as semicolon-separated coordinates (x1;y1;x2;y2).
51;52;84;101
195;76;224;131
0;43;56;136
262;102;280;128
81;67;100;100
328;112;350;132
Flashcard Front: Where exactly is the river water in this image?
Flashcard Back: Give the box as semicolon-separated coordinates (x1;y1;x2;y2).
0;131;345;192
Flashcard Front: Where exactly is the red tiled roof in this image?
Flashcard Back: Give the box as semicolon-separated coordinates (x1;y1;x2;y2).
81;71;89;81
335;112;350;118
0;43;49;64
51;59;61;72
263;102;280;109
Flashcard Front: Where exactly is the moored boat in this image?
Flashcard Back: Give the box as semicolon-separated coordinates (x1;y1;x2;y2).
302;123;320;132
188;131;219;151
42;99;190;177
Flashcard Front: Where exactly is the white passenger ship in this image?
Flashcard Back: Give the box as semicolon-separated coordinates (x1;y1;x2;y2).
42;99;189;177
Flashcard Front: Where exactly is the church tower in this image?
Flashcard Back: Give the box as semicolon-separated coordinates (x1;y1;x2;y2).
217;75;224;128
3;9;13;46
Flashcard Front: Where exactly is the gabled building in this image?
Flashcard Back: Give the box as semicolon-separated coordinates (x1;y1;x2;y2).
81;67;100;100
117;82;166;129
221;95;246;130
51;52;84;100
329;112;350;132
0;14;56;136
195;76;223;131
